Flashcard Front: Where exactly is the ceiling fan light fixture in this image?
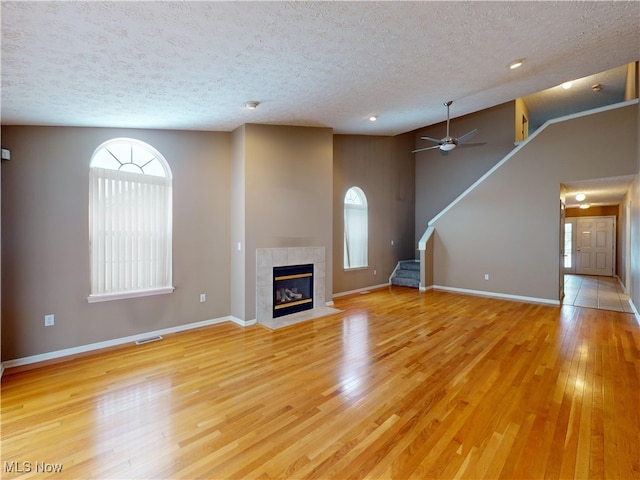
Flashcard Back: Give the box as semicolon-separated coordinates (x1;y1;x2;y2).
440;143;456;151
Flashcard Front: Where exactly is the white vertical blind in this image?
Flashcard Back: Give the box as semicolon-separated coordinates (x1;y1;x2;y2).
89;166;172;297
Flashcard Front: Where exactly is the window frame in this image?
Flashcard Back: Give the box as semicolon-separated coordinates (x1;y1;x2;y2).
87;138;174;303
343;186;369;270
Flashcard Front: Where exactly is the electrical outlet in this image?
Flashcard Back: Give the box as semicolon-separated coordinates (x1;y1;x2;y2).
199;293;206;303
44;314;55;326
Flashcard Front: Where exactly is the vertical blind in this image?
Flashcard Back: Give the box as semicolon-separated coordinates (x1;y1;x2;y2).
89;167;172;296
344;188;368;269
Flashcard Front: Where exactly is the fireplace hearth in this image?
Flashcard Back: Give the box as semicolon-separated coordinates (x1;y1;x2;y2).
273;264;313;318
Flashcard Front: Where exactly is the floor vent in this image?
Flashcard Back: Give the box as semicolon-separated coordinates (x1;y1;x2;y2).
135;335;163;345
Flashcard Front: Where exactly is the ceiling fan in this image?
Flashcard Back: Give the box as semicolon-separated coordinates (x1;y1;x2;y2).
412;101;486;155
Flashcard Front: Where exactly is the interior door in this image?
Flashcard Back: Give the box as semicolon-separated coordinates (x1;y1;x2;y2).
576;216;615;276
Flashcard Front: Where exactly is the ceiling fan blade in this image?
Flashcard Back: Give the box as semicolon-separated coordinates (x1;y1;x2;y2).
457;142;487;148
456;128;478;144
420;136;443;144
412;145;442;153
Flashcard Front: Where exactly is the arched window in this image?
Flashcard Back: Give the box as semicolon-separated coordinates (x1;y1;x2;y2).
344;186;368;269
88;138;173;302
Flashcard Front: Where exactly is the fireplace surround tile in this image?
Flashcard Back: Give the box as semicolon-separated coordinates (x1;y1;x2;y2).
256;246;327;325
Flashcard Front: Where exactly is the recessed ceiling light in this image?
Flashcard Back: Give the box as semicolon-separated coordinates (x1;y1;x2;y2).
369;115;377;122
244;101;260;109
575;193;586;201
509;59;524;70
562;81;573;90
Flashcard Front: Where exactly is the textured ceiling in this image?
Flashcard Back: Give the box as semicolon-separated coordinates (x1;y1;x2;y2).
1;1;639;135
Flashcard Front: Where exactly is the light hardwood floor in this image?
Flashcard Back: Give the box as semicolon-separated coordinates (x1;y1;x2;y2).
2;287;639;479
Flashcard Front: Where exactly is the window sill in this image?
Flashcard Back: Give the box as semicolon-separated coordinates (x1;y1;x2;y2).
344;266;369;272
87;287;175;303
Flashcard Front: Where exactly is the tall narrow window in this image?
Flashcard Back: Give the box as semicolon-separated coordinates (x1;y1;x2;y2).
88;138;173;302
344;186;368;269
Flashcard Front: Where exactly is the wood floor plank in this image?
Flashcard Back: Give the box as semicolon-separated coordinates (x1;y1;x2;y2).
2;287;639;479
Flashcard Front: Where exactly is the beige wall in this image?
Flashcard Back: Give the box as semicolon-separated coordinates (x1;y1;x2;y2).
1;126;232;360
415;102;517;244
230;125;246;321
430;102;638;302
629;174;640;309
239;124;334;321
332;134;415;294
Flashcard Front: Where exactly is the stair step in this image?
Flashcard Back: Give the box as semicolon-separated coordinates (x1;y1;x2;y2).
391;277;420;288
398;260;420;271
390;259;421;289
395;269;420;279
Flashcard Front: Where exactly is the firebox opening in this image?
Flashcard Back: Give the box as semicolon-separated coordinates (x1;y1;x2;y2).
273;264;314;318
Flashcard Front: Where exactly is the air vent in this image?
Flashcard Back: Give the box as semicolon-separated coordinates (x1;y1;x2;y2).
135;335;163;345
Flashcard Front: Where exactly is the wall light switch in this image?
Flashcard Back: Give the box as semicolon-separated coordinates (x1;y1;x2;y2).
200;294;206;303
484;274;489;280
44;314;55;326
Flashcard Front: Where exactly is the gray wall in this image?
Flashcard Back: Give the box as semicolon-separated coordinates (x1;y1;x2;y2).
333;133;415;294
230;125;246;321
1;126;232;360
429;102;639;302
630;174;640;311
415;102;517;243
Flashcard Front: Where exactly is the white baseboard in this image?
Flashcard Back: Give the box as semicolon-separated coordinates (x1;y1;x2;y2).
230;316;256;327
333;283;389;298
2;315;232;371
629;298;640;326
433;285;560;306
419;284;434;292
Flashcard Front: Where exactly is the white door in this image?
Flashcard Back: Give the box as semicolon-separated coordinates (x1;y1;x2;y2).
576;216;615;276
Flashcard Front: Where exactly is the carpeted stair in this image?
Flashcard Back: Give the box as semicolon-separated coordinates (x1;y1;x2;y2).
390;259;420;288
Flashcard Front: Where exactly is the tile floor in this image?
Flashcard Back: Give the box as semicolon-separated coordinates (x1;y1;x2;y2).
563;274;634;313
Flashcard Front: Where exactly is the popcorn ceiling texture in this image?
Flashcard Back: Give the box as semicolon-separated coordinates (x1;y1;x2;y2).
1;1;638;135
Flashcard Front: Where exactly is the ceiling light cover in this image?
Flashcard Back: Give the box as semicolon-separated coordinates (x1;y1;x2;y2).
244;101;260;109
575;193;586;201
579;204;590;209
509;59;524;69
562;81;573;89
440;143;456;151
369;115;377;121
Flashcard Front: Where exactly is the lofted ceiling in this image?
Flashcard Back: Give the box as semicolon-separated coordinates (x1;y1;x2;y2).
1;1;639;136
